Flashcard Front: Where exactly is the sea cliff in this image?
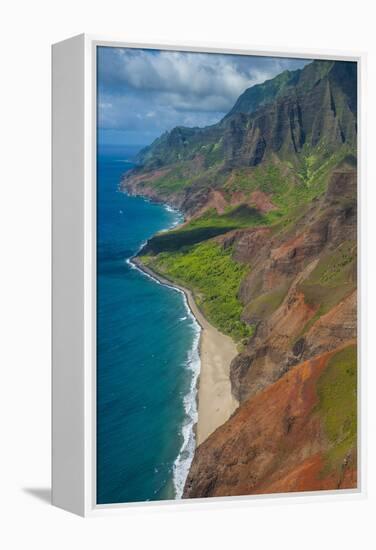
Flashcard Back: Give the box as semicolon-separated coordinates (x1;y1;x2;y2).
132;257;239;446
124;58;358;497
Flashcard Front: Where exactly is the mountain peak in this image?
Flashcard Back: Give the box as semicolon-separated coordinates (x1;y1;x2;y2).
224;66;302;119
134;59;356;174
224;59;356;120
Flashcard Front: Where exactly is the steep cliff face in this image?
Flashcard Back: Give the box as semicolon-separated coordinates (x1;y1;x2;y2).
122;60;357;218
183;155;356;496
230;162;356;402
184;345;357;498
123;58;357;497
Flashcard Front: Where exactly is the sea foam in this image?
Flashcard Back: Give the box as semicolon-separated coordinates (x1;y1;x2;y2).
172;301;201;498
128;248;200;498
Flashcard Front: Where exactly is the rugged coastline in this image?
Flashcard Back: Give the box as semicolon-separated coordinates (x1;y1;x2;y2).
131;255;239;448
120;59;358;497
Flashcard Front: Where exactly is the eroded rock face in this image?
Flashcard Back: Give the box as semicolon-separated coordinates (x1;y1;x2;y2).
229;167;356;403
303;291;357;359
122;61;357;219
184;161;357;498
184;346;357;499
121;59;357;498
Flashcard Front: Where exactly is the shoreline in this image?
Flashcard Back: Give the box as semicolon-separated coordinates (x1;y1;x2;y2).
131;256;239;446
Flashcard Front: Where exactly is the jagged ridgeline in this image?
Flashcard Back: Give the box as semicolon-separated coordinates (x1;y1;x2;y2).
123;58;358;495
122;59;357;341
123;59;356;213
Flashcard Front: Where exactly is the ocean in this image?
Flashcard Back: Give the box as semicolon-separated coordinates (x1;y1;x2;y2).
96;144;200;504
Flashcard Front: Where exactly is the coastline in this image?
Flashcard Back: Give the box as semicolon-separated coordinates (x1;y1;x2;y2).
131;257;239;446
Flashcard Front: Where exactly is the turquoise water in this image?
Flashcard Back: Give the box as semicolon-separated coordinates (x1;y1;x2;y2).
97;145;200;504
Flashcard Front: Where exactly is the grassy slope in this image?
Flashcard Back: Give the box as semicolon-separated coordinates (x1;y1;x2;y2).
143;205;266;253
243;284;289;322
297;240;356;338
140;147;355;342
146;149;350;252
141;241;253;341
317;345;357;473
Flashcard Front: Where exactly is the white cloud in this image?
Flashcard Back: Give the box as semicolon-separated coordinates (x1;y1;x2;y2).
97;47;310;142
109;50;273;108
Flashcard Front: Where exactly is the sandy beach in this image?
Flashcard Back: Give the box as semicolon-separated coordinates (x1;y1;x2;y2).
132;258;239;446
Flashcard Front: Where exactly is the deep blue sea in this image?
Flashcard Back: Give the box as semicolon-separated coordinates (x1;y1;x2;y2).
97;144;200;504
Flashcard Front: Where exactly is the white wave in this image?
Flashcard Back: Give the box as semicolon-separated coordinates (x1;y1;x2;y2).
172;321;201;499
126;202;198;498
136;240;148;254
164;204;185;228
128;256;201;498
125;240;148;268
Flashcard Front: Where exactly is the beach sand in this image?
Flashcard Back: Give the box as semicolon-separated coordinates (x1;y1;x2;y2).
132;258;239;446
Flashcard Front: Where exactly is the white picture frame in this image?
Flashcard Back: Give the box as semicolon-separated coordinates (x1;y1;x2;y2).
52;34;366;517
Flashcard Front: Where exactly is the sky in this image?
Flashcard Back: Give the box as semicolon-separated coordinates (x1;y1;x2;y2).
97;47;310;148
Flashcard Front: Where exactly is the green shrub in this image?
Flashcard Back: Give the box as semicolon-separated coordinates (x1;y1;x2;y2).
316;345;357;471
243;285;288;321
141;241;252;341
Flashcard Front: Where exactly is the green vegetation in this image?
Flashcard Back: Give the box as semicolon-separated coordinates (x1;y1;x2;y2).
222;151;353;230
223;164;289;196
243;285;288;322
140;145;357;353
144;225;235;253
142;150;356;344
296;241;356;338
227;67;299;117
144;165;193;194
146;205;266;254
141;154;228;195
187;205;265;230
204;139;225;167
141;241;253;341
305;241;354;308
139;124;224;170
251;164;291;197
296;142;353;189
298;152;317;186
131;59;356;357
304;241;355;288
317;345;357;471
269;147;354;214
140;143;356;259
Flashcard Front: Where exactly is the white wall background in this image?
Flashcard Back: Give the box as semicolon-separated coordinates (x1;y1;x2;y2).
0;0;375;547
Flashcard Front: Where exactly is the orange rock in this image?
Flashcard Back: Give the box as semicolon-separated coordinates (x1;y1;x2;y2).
183;346;357;499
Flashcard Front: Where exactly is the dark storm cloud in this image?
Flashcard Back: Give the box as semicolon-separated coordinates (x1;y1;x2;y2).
97;47;310;145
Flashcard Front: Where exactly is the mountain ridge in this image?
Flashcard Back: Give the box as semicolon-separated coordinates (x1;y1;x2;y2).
122;59;356;220
121;57;358;497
